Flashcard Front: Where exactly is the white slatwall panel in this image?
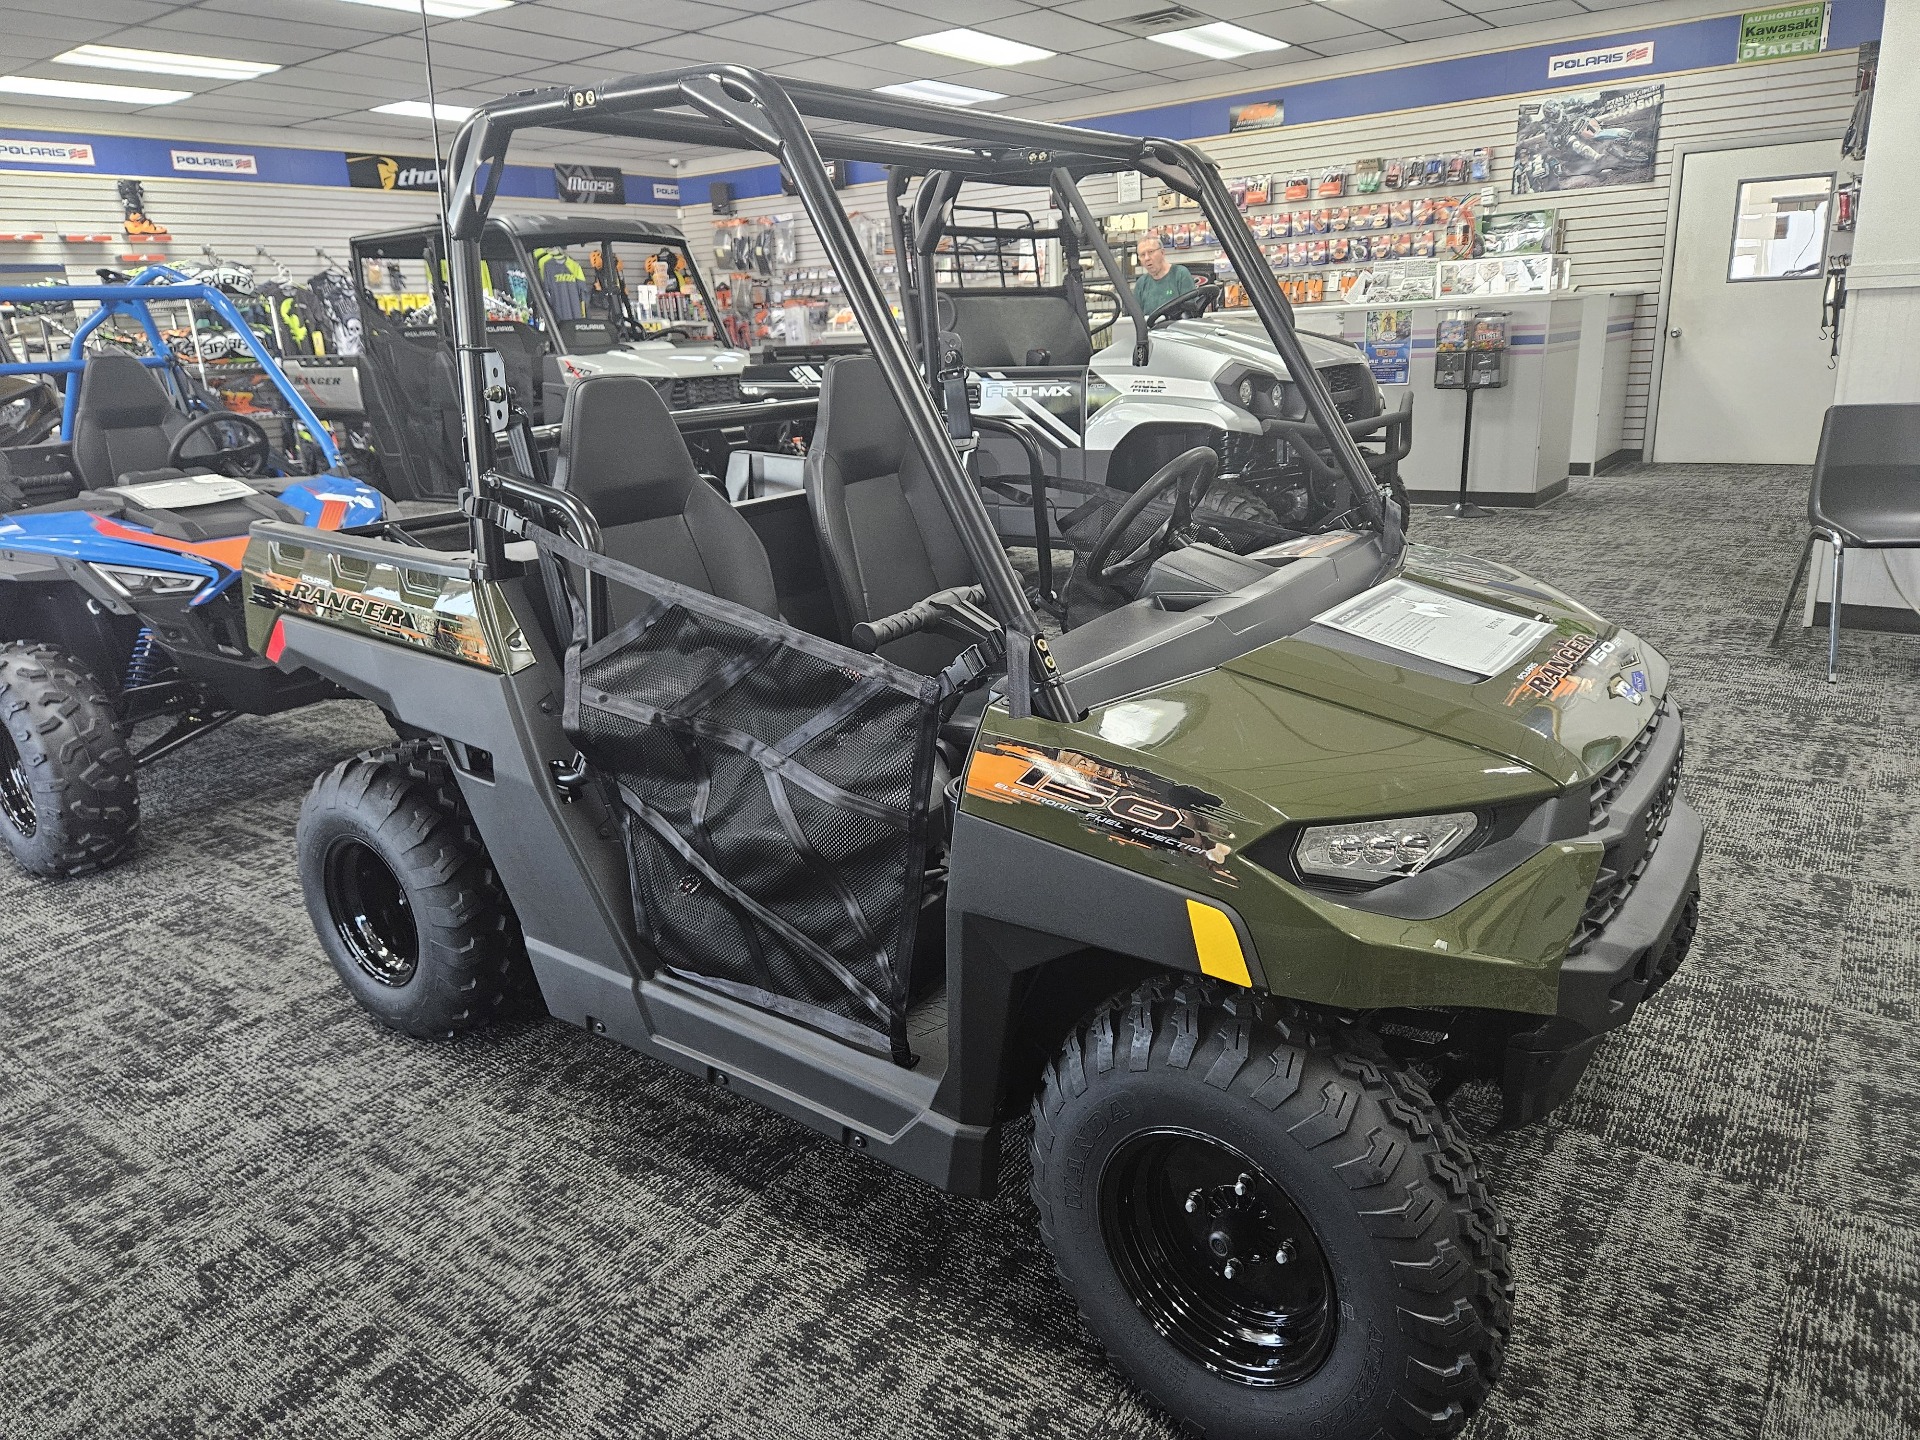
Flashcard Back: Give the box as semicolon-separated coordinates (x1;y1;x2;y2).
0;170;630;286
688;46;1859;448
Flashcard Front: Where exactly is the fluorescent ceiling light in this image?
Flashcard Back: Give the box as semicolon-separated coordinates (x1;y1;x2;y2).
1150;22;1289;60
55;45;280;81
876;79;1005;106
372;100;476;120
900;28;1053;66
334;0;515;17
0;74;191;105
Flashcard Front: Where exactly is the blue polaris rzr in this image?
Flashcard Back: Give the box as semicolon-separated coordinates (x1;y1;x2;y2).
0;269;384;877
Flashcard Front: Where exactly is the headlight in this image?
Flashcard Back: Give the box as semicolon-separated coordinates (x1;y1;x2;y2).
90;564;204;598
1216;367;1289;417
1294;811;1478;886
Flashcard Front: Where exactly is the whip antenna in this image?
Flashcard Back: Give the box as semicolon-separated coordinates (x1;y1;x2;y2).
414;0;452;232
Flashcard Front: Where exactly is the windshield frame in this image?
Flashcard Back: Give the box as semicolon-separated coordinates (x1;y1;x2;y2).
501;226;728;351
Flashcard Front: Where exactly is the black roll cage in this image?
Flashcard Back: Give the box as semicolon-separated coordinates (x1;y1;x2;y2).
439;65;1393;724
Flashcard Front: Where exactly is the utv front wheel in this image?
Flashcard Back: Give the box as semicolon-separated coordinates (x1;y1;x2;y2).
297;742;533;1038
0;642;138;877
1031;979;1510;1440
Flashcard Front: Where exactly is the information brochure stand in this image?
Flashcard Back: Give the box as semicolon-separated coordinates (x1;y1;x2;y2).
1433;310;1509;520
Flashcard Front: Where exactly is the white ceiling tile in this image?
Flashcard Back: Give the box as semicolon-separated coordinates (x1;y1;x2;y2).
1078;36;1207;70
1053;0;1163;21
984;10;1131;53
1471;0;1591;23
835;42;981;78
1328;0;1463;26
436;27;617;64
870;0;1040;29
79;27;333;65
0;10;125;42
556;0;754;22
9;0;176;21
1024;53;1137;86
1309;30;1409;58
647;33;811;66
1396;15;1498;42
769;56;917;90
1185;0;1322;19
1244;6;1373;46
702;15;874;56
770;0;932;44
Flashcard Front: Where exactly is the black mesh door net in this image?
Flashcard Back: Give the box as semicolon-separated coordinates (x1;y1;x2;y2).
531;525;943;1063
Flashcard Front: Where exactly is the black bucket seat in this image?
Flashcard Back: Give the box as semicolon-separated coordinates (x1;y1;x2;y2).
550;374;778;627
803;355;979;676
70;352;188;489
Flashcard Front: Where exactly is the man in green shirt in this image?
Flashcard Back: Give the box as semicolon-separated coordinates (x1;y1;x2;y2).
1134;234;1197;315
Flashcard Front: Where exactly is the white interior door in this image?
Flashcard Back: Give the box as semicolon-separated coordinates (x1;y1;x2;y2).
1653;140;1839;463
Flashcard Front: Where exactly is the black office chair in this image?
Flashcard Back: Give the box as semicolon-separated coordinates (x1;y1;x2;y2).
1772;404;1920;683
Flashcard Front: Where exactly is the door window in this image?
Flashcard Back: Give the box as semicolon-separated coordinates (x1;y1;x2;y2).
1727;174;1832;280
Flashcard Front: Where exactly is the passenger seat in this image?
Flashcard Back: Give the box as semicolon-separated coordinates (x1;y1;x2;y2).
550;374;779;626
803;355;979;675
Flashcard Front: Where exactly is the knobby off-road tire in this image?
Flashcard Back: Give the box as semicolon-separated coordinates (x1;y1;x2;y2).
1031;977;1511;1440
297;741;534;1039
0;641;138;877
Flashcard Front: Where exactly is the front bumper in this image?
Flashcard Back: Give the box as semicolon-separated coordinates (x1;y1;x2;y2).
1501;705;1703;1126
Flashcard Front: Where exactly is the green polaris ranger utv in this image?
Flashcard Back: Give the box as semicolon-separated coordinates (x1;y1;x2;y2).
247;70;1700;1440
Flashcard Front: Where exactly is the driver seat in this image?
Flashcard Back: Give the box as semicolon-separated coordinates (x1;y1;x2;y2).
805;355;978;676
550;374;778;627
70;352;189;489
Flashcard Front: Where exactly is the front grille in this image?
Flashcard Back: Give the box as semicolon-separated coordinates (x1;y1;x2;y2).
1587;700;1668;830
1317;362;1380;422
653;375;742;409
1569;717;1683;956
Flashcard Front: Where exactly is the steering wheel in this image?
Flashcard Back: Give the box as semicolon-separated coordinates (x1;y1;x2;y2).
1084;446;1220;589
166;409;273;478
1144;279;1225;329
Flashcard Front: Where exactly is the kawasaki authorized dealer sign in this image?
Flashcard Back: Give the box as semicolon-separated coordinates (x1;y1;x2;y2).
1738;4;1828;63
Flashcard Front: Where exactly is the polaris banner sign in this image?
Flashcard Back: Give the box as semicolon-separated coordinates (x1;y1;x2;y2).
171;148;259;177
0;138;95;166
554;162;626;204
344;153;441;192
1738;4;1828;63
1546;40;1654;79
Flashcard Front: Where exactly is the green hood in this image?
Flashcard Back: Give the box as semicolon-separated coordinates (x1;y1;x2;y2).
1222;543;1667;792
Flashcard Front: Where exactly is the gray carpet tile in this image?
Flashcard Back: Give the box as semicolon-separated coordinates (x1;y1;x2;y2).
3;463;1917;1439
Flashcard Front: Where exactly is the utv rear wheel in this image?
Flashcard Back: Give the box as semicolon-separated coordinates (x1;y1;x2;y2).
0;642;138;877
297;741;533;1038
1030;978;1510;1440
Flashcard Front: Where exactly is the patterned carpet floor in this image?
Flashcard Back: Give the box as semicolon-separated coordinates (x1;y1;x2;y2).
3;463;1917;1440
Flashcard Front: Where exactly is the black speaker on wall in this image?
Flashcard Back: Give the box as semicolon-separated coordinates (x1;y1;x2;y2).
710;180;736;215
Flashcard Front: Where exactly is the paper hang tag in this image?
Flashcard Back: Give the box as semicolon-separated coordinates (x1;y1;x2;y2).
110;474;258;509
1312;578;1552;678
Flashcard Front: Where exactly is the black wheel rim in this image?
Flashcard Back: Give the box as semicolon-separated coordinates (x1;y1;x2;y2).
323;838;418;986
0;727;36;839
1100;1128;1337;1387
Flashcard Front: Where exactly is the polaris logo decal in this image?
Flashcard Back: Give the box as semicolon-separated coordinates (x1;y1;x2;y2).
1547;41;1653;78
